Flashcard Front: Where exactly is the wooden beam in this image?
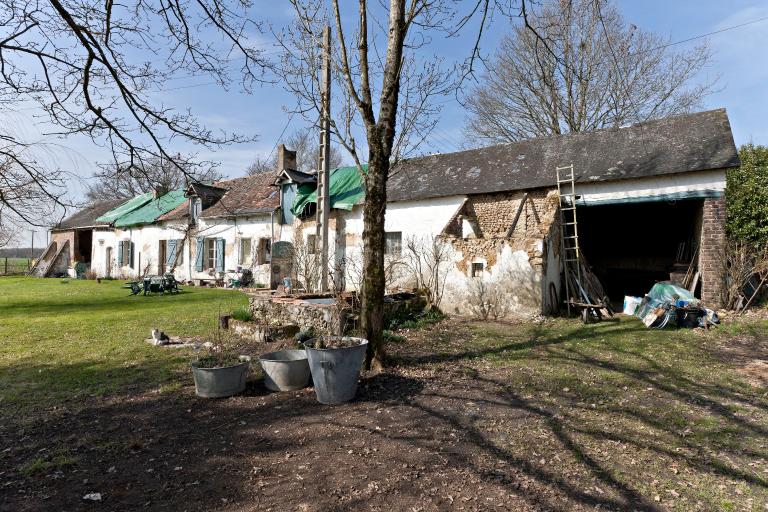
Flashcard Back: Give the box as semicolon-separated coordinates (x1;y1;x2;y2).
506;192;529;238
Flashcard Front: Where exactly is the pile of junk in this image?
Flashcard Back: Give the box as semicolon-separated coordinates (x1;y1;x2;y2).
623;281;719;329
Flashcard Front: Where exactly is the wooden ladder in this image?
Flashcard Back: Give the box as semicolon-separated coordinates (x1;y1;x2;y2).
556;164;581;315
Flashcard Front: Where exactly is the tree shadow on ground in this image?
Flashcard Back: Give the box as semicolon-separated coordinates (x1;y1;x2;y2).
3;319;767;511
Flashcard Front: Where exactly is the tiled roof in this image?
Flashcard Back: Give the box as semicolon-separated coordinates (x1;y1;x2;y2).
199;171;280;218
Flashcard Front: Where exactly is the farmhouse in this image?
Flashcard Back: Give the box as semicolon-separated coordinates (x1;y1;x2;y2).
45;108;738;316
279;108;738;314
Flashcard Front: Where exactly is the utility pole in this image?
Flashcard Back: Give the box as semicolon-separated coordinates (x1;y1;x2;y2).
315;24;332;292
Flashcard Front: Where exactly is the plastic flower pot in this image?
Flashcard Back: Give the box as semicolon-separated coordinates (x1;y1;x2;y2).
259;350;311;392
191;356;250;398
304;337;368;404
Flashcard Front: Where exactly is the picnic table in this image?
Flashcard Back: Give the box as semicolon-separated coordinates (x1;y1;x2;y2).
124;273;181;296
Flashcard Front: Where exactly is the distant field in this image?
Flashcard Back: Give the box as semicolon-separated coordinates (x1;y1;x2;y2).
0;257;31;274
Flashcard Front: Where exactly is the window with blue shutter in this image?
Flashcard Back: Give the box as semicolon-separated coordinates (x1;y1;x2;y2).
195;237;204;271
166;240;177;269
215;238;225;272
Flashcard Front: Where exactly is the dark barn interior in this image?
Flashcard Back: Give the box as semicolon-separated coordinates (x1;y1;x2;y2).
578;199;702;303
76;229;93;266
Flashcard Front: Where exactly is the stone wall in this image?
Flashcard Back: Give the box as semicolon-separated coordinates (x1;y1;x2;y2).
249;296;348;335
442;188;561;316
699;197;726;307
248;293;427;335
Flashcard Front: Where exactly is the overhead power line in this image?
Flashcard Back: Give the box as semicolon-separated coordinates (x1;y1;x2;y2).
632;14;768;56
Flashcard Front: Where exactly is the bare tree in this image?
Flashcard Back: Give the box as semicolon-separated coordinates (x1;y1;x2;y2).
291;231;320;293
247;127;344;175
87;156;222;201
0;155;66;229
0;0;269;220
403;235;452;309
464;0;716;144
278;0;481;370
0;218;16;248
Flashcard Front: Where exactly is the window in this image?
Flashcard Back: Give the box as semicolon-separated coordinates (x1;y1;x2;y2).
206;238;217;270
471;262;484;278
120;240;133;268
306;234;317;254
190;197;202;222
385;232;402;257
239;238;252;266
257;238;271;265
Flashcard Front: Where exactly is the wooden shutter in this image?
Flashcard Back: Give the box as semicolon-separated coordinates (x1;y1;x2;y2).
215;238;225;272
117;242;124;267
166;240;177;269
129;242;135;269
195;237;204;271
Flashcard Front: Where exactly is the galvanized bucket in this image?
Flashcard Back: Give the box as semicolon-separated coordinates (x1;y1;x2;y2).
304;338;368;404
191;359;250;398
259;350;311;391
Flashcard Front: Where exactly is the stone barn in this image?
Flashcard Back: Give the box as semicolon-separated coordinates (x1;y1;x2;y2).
282;109;738;316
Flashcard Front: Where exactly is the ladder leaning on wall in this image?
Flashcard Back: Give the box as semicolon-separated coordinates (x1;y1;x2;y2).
556;164;581;316
555;164;614;323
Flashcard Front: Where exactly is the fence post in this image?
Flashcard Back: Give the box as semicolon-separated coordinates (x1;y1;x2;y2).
4;257;7;275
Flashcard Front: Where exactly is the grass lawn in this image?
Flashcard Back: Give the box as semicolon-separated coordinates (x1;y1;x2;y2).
0;276;247;410
1;276;767;511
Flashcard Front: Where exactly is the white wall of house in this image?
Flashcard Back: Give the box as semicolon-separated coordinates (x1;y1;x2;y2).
298;194;549;318
90;212;288;286
191;214;281;286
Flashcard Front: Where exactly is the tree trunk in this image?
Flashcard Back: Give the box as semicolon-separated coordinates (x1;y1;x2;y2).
360;148;388;371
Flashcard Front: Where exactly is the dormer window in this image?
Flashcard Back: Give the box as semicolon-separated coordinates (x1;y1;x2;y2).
189;197;202;222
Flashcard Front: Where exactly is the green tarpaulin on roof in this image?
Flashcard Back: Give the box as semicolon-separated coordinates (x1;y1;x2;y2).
95;192;154;222
113;189;187;227
292;165;366;216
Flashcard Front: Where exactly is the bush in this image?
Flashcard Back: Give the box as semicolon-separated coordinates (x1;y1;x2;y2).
727;144;768;249
230;307;253;322
388;307;445;330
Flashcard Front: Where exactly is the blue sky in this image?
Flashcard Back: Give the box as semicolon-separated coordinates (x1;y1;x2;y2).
5;1;768;245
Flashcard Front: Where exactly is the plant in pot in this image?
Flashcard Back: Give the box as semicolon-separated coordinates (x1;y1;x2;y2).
258;315;310;392
191;329;251;398
302;282;368;405
303;335;368;404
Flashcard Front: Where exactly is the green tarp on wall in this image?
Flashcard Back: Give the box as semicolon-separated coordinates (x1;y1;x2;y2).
95;192;154;222
113;189;187;227
291;165;367;216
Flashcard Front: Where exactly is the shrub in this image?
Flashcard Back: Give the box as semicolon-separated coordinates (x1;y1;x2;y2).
230;307;253;322
727;144;768;249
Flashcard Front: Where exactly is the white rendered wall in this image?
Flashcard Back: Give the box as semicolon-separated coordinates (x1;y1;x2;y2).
575;169;726;205
91;214;288;285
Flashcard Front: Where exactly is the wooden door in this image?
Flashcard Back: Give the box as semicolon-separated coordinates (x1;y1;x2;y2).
158;240;167;275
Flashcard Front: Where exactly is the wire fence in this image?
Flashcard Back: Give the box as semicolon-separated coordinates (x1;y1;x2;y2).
0;258;32;275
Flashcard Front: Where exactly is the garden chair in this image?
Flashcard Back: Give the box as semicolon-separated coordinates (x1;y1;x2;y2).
162;273;181;294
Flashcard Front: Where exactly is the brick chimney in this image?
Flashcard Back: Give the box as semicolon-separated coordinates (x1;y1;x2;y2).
276;144;297;172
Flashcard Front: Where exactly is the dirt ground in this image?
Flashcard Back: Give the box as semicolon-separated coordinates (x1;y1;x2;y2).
2;318;768;512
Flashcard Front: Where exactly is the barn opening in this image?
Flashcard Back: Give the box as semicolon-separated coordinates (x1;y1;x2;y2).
577;199;702;305
75;229;93;267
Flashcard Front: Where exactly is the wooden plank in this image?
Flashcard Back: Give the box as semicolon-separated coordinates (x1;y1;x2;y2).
506;192;529;238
